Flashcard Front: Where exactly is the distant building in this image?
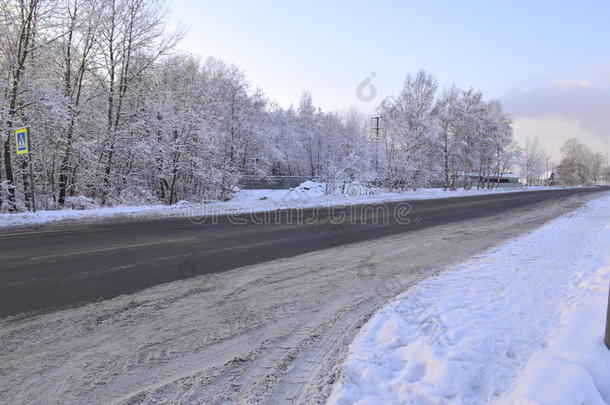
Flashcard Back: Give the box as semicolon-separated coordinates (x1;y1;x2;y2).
477;172;520;185
467;172;521;188
544;171;558;186
533;170;558;186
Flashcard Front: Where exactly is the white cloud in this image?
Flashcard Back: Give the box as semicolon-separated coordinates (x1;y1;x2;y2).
512;117;608;162
502;81;610;159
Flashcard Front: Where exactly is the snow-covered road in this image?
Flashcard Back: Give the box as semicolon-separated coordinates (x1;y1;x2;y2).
330;193;610;405
0;191;601;404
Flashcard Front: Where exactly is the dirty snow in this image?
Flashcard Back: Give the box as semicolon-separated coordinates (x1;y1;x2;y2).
0;190;597;404
0;182;569;229
329;193;610;405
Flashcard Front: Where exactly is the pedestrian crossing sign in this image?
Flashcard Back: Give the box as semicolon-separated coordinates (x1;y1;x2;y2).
15;128;30;155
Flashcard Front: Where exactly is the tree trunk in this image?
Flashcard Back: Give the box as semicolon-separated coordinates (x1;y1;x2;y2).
58;120;76;206
3;136;16;211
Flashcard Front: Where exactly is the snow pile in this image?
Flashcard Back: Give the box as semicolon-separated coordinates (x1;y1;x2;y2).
293;180;327;193
231;181;327;204
329;193;610;405
0;183;571;230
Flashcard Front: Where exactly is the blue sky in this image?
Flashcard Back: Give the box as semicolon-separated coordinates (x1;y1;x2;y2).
168;0;610;159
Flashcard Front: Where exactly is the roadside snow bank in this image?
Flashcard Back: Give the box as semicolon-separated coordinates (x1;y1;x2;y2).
0;184;567;230
500;269;610;404
329;193;610;405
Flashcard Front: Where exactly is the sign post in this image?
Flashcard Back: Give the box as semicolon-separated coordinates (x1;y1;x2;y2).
605;282;610;350
14;128;36;212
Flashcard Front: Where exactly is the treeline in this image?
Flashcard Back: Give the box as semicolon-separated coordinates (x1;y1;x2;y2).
0;0;545;212
0;0;371;210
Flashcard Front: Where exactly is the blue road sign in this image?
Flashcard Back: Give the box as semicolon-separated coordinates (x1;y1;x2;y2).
15;128;30;155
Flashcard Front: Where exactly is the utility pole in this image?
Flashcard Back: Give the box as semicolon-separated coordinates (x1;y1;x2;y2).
371;116;382;173
605;282;610;350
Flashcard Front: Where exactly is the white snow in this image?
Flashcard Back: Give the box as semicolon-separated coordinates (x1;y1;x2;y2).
329;192;610;405
0;183;573;229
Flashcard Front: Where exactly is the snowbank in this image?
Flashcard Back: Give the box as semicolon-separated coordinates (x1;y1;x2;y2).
0;183;569;230
329;193;610;405
500;271;610;404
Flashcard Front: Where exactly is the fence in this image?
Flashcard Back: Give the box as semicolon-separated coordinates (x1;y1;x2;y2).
238;175;314;190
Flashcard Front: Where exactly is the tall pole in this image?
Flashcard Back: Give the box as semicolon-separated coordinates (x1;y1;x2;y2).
16;127;36;212
604;151;610;185
371;117;381;173
28;152;36;212
605;282;610;350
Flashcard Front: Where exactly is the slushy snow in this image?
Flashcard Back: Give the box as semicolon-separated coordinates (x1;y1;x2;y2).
329;193;610;405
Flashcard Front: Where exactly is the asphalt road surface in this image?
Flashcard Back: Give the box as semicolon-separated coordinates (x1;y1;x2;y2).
0;187;606;318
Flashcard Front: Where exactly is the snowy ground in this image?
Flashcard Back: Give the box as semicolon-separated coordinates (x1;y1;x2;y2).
0;182;567;229
0;190;599;404
329;193;610;405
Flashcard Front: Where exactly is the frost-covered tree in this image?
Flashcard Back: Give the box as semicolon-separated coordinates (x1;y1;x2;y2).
377;71;439;190
556;139;599;185
477;100;516;189
589;152;605;185
0;0;54;211
519;137;548;186
94;0;180;204
434;86;463;190
54;0;101;207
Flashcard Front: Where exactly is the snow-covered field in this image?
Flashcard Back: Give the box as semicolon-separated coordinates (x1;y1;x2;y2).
0;182;563;229
329;193;610;404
